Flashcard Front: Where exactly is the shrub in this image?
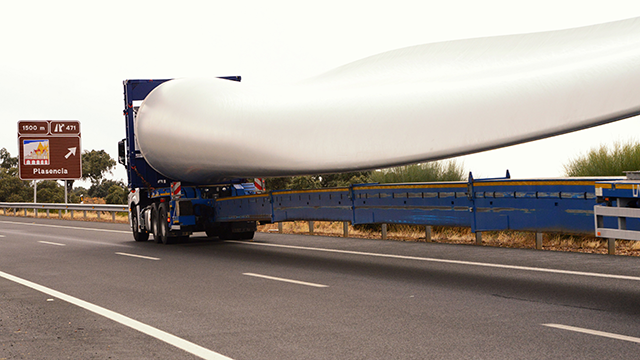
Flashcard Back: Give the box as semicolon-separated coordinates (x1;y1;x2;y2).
370;161;466;183
564;141;640;176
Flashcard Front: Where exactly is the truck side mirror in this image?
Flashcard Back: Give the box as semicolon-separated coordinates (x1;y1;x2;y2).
118;139;127;166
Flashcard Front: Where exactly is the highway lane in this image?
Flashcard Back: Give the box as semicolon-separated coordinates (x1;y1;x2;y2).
1;217;640;359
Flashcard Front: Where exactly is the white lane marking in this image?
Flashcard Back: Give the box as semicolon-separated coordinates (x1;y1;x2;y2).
0;235;5;237
227;241;640;282
0;220;130;234
543;324;640;344
0;270;233;360
243;272;328;288
38;241;66;247
116;252;160;261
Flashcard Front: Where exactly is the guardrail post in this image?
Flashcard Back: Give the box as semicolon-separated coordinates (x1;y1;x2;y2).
343;221;349;237
278;222;283;233
112;212;116;222
381;223;388;240
608;239;616;255
475;231;482;245
83;210;87;220
24;208;27;217
58;209;62;219
535;232;543;250
46;209;50;218
70;210;74;219
97;211;101;220
308;221;314;234
425;226;432;242
13;208;16;216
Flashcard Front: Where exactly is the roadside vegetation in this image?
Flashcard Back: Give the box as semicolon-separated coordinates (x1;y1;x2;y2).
564;140;640;176
266;160;466;191
257;221;640;256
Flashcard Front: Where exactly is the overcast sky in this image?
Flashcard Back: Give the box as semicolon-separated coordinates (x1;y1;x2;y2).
3;0;640;187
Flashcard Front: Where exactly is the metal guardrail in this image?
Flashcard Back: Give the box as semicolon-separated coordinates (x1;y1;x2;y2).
0;202;128;222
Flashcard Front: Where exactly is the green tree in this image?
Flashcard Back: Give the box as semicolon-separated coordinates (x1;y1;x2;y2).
288;175;322;190
105;183;128;204
0;148;18;170
0;149;31;202
564;141;640;176
319;171;372;188
266;177;291;191
370;161;466;183
88;179;123;199
0;168;31;202
66;149;117;197
70;186;88;204
82;150;116;185
36;180;64;203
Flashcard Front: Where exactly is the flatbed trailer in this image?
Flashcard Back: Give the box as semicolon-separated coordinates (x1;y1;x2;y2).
120;78;636;246
216;175;630;236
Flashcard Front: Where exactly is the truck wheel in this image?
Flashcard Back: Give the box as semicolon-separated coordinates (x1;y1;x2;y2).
205;228;219;239
220;228;254;240
157;202;174;245
131;208;149;242
236;231;255;240
151;203;161;243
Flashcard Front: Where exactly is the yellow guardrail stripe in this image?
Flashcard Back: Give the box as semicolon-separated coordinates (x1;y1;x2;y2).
216;193;270;201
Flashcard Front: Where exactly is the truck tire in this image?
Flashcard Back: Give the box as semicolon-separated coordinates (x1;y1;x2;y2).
131;207;149;242
157;202;174;245
220;227;254;240
205;228;219;238
221;231;254;240
151;203;161;243
235;231;255;240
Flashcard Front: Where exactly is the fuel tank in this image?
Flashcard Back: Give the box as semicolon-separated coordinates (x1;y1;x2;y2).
136;17;640;184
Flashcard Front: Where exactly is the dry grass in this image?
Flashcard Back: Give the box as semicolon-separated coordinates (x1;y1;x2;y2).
258;221;640;256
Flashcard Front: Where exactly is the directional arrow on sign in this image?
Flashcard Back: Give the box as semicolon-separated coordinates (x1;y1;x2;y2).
65;147;77;159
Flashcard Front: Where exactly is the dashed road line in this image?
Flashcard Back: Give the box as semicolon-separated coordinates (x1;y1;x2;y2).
116;252;160;261
543;324;640;344
227;241;640;282
243;272;328;288
0;270;233;360
38;240;66;246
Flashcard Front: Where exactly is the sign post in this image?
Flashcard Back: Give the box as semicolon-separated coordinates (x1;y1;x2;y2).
18;121;82;213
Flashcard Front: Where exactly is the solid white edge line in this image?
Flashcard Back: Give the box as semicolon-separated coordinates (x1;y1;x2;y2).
543;324;640;344
115;252;161;261
243;273;328;288
0;220;130;234
0;270;233;360
0;235;6;237
38;241;66;246
227;241;640;282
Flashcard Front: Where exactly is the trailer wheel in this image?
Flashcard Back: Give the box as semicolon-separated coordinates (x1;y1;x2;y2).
157;202;174;244
131;208;149;242
236;231;255;240
220;227;255;240
221;231;254;240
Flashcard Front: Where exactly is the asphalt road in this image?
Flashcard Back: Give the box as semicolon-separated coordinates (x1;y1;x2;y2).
1;216;640;359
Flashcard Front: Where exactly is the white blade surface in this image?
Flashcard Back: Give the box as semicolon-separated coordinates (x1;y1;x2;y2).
137;17;640;184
